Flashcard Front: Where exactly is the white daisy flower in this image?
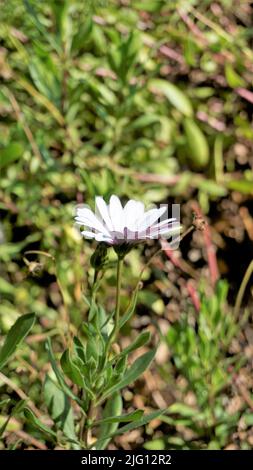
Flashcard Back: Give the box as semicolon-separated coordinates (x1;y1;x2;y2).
75;195;179;246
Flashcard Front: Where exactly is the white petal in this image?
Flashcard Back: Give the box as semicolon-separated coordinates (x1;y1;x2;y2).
138;218;176;238
95;196;114;231
95;233;114;244
123;200;145;231
109;195;123;232
81;230;96;239
149;224;181;238
75;209;110;236
137;206;167;231
151;218;177;230
76;206;100;218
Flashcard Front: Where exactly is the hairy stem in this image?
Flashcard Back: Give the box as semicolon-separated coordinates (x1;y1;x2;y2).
103;256;123;362
83;257;123;448
83;402;97;449
110;256;123;344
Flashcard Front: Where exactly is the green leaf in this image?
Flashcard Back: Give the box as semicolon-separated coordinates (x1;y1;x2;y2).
128;114;160;130
85;336;99;362
17;77;64;125
95;409;165;448
0;399;11;408
51;0;71;47
0;278;15;295
133;0;164;12
29;57;60;105
60;349;84;388
198;180;227;197
117;331;151;359
214;135;224;183
0;418;13;438
46;339;82;406
119;288;139;329
0;400;26;438
183;118;209;168
109;409;165;436
85;79;117;106
44;375;79;449
0;143;24;169
71;18;93;52
167;403;197;417
24;408;57;439
73;337;86;363
0;313;35;370
226;179;253;195
23;0;61;54
101;349;156;400
114;355;127;376
225;64;245;88
149;79;193;117
144;438;165;450
95;409;144;426
244;413;253;427
60;349;95;398
96;392;122;450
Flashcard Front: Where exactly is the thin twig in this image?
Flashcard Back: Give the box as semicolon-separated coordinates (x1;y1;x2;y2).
235;377;253;411
0;372;43;419
191;202;219;287
14;428;47;450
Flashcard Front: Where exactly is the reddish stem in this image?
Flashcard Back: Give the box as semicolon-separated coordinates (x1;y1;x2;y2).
191;202;219;287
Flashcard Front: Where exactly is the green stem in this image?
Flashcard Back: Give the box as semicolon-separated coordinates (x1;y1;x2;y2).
84;257;123;440
104;256;123;359
90;269;99;304
112;256;123;342
234;259;253;320
83;401;97;449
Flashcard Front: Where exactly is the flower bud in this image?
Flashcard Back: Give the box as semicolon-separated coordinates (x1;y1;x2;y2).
90;243;108;270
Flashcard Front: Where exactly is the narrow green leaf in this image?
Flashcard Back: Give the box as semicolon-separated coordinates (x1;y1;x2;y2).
46;339;82;405
149;79;193;116
23;0;61;54
94;409;144;426
116;331;151;359
95;409;165;448
24;408;57;439
226;179;253;194
73;337;86;363
101;349;156;400
17;77;64;126
0;313;35;370
128;114;160;130
0;400;26;438
167;403;197;417
60;349;84;388
96;392;122;450
0;143;24;169
198;180;227;197
85;337;98;362
60;349;95;398
44;375;79;449
183;118;209;168
144;438;165;450
225;64;245;88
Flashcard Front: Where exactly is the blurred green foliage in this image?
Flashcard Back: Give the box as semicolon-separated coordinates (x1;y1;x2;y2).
164;281;246;449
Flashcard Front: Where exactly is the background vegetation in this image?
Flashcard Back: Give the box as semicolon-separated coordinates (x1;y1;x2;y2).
0;0;253;450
